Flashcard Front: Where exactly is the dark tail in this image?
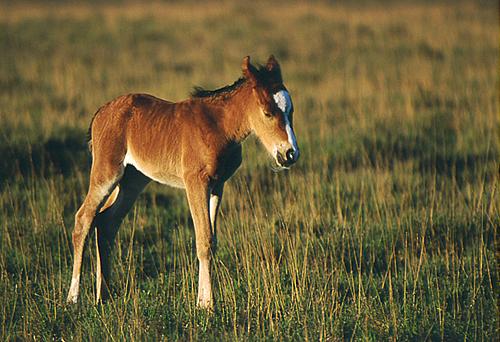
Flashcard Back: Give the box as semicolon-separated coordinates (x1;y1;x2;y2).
87;103;108;153
87;106;102;153
87;122;93;152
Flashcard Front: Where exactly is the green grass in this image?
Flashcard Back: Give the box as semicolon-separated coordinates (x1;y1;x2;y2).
0;1;498;340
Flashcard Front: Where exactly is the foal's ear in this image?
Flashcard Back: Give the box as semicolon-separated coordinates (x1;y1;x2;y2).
266;55;280;72
266;55;283;83
242;56;259;84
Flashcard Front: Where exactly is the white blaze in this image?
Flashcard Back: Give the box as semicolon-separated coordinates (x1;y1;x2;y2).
273;90;299;157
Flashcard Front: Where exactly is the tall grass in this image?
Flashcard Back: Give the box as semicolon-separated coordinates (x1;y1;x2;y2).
0;1;498;340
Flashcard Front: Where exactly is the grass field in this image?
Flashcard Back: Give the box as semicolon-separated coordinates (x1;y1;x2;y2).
0;1;498;340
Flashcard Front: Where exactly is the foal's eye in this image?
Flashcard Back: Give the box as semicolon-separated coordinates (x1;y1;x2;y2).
264;111;273;118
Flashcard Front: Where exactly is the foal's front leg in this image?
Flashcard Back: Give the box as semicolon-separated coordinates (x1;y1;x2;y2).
184;174;214;309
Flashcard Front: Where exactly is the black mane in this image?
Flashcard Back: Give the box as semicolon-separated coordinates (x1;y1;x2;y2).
190;77;247;98
190;64;282;98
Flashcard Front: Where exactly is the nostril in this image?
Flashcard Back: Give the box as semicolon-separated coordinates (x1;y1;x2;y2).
286;149;295;162
276;152;286;166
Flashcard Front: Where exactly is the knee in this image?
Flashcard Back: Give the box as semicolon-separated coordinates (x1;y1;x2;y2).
197;238;216;261
74;206;94;227
72;212;84;242
197;241;213;261
72;209;93;245
74;207;85;224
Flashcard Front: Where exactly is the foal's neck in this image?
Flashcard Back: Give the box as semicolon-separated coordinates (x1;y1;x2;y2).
203;82;255;144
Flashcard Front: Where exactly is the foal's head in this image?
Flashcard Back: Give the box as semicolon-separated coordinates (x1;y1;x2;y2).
243;55;300;169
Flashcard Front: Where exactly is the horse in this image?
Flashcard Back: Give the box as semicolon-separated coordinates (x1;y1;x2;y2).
66;55;299;309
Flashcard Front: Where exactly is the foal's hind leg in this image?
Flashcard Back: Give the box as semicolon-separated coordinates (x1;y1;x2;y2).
209;182;224;254
67;163;124;304
94;166;150;302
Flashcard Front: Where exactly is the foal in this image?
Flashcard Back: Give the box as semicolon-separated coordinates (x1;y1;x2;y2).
67;55;299;308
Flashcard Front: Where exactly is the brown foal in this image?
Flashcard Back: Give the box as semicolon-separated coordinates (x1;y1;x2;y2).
66;55;299;309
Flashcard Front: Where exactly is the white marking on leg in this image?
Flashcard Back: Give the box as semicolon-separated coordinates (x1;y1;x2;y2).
197;259;213;308
67;275;80;303
209;194;219;228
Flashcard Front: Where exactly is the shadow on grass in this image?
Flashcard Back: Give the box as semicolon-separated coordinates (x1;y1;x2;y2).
0;129;90;188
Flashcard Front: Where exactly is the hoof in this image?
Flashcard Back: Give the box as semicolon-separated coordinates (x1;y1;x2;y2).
66;293;78;304
197;297;214;311
67;276;80;304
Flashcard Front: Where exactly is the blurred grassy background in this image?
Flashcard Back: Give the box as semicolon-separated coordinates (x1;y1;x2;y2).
0;0;498;340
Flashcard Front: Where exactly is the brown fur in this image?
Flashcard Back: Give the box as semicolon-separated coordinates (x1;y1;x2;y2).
66;55;299;308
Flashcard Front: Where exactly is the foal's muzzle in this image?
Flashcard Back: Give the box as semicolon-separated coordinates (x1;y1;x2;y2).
276;148;299;168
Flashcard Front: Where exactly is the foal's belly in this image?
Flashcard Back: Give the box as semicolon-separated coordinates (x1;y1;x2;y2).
155;173;185;188
123;151;185;188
